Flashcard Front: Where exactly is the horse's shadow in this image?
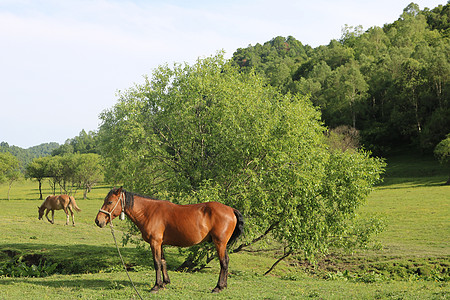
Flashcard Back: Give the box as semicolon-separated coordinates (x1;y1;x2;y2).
0;277;146;290
0;242;157;279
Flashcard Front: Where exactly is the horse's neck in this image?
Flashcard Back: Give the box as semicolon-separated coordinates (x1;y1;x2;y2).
40;199;49;209
125;196;157;227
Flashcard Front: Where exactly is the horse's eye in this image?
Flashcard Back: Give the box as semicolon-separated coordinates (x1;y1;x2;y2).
108;201;112;205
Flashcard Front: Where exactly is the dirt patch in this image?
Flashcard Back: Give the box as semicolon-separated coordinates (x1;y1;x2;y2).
292;254;450;281
3;249;20;258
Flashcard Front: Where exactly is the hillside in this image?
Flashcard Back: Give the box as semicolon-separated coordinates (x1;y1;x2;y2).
231;2;450;155
0;142;60;169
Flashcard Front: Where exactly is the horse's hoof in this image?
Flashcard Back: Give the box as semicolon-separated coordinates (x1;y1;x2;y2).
212;287;223;293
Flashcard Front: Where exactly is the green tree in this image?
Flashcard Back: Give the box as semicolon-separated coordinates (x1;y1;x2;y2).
434;133;450;185
231;3;450;154
45;156;65;195
99;53;385;271
0;152;21;200
325;59;368;128
72;153;104;199
52;130;98;155
25;156;52;200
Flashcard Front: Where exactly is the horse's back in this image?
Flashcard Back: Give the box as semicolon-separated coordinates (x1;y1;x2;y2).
45;195;70;209
159;201;237;247
42;195;58;208
58;194;70;202
170;201;235;225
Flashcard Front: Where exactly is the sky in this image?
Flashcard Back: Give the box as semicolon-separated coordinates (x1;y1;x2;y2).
0;0;447;149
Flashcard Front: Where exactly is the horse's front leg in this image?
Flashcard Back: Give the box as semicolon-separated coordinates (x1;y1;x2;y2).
150;240;165;293
45;209;53;224
161;246;171;286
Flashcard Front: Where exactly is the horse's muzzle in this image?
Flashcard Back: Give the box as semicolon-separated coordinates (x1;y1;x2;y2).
95;218;105;228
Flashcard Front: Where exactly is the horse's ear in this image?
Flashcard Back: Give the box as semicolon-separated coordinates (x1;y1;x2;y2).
116;186;123;195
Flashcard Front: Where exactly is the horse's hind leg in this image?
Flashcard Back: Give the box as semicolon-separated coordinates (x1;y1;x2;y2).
62;208;69;225
212;241;229;293
68;206;75;226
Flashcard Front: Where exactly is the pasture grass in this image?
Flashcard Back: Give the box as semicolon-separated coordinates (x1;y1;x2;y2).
0;152;449;299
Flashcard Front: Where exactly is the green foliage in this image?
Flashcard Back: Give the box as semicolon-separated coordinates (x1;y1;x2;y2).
434;133;450;184
52;129;99;155
231;3;450;154
0;152;22;199
99;53;385;269
435;133;450;165
25;153;103;198
0;255;58;278
0;142;59;171
0;152;19;182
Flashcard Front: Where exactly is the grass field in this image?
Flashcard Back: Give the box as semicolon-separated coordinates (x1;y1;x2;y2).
0;152;449;299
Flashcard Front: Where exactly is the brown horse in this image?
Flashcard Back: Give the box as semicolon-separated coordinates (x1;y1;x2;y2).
38;195;81;226
95;187;244;293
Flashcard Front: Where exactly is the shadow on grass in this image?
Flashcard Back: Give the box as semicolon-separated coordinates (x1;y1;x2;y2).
0;277;149;290
0;242;155;275
377;176;448;189
0;242;185;275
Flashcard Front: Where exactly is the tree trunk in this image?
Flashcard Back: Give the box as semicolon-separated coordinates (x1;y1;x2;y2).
38;179;43;200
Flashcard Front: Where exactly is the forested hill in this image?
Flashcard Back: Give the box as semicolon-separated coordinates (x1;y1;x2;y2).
0;142;60;169
231;2;450;155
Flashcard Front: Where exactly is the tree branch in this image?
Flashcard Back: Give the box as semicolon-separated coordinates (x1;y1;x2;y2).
263;249;293;276
232;220;280;253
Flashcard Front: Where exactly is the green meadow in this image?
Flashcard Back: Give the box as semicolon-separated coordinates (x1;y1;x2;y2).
0;152;448;299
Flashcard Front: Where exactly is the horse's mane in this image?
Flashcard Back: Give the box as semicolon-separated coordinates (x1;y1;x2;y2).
108;188;159;209
39;195;51;208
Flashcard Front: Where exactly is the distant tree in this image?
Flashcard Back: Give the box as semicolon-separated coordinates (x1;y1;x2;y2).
72;153;103;199
0;152;21;200
1;142;59;171
46;156;64;194
25;156;52;199
52;130;98;155
424;3;450;33
325;59;368;128
231;3;450;154
434;133;450;185
6;169;22;200
326;125;360;152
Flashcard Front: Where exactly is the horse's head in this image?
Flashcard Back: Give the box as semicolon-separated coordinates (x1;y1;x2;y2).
37;206;45;220
95;187;124;228
38;196;50;220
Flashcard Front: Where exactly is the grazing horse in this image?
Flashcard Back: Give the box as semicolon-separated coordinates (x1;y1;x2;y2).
95;187;244;293
38;195;81;226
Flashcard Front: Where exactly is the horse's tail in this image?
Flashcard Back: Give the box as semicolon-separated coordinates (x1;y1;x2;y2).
228;209;244;247
69;196;81;212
